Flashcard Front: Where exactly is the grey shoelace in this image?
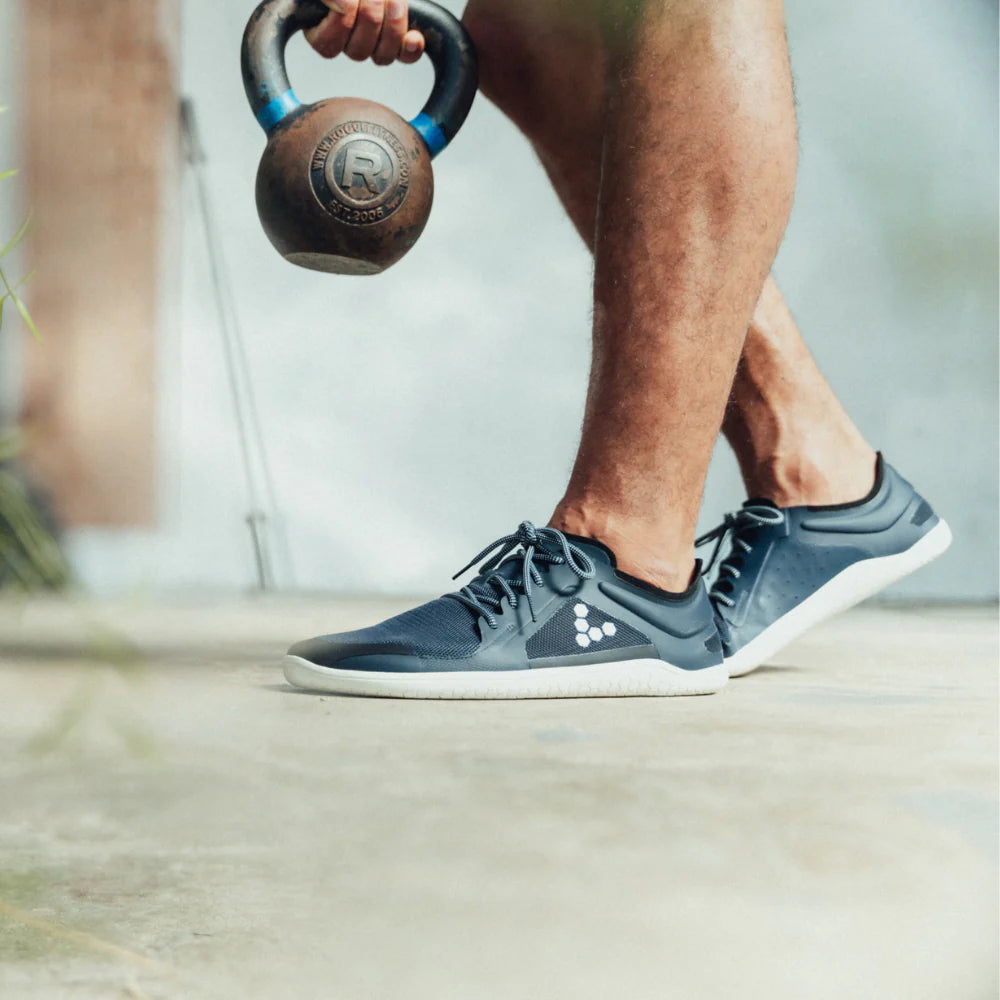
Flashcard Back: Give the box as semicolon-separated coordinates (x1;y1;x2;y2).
447;521;596;627
696;505;785;609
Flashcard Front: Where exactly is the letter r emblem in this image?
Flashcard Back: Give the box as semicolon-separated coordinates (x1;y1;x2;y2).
341;145;380;194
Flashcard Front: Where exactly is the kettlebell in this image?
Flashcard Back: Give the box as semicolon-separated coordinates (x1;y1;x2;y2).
241;0;477;275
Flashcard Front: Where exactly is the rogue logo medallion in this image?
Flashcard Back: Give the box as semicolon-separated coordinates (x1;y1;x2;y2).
310;121;410;226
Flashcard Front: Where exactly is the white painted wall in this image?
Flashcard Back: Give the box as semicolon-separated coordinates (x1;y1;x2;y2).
2;0;997;598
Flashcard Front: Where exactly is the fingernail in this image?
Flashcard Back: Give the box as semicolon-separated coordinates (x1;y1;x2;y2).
404;36;420;52
387;0;405;18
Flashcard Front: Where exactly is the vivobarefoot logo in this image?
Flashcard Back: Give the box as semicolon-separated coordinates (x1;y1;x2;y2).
573;604;617;649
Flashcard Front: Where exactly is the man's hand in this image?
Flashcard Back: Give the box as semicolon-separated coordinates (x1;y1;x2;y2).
305;0;425;66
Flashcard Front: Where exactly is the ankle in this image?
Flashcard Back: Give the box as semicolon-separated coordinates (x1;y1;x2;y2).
739;442;877;507
724;371;878;506
549;502;696;593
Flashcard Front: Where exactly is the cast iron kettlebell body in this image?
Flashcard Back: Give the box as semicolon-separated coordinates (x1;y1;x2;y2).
242;0;477;275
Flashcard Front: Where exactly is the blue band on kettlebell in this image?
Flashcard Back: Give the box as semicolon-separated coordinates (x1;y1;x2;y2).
409;113;448;158
256;89;302;132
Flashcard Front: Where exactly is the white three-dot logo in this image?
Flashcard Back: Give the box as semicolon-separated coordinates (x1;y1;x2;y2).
573;603;617;648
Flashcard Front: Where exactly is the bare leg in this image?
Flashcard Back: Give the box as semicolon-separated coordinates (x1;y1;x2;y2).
465;0;875;524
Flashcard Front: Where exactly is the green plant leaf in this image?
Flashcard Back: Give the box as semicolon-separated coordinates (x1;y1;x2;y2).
9;269;32;290
10;291;39;341
0;169;17;181
0;269;33;295
0;213;31;259
0;266;33;329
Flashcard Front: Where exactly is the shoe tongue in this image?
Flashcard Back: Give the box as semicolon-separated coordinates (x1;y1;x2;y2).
743;497;779;509
488;555;525;583
471;548;538;597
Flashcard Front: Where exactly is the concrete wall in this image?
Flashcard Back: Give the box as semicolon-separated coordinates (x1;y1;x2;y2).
3;0;997;598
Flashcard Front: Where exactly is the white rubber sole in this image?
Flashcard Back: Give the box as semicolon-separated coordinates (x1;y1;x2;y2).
282;654;728;700
725;518;953;678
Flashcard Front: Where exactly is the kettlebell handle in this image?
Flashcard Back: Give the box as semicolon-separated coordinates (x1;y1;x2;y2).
242;0;477;158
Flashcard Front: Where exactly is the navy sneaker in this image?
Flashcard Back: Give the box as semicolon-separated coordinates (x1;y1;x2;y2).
283;522;727;699
697;454;952;677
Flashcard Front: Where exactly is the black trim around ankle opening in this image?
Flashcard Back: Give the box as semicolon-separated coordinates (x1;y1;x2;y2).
804;452;883;512
614;562;703;602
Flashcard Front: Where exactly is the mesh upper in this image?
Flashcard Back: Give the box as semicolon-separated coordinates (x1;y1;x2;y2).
333;598;482;659
526;601;650;659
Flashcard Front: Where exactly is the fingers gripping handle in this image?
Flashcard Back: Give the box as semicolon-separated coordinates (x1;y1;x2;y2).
241;0;478;158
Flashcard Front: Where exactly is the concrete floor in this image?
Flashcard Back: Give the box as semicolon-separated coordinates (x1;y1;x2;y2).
0;597;996;1000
